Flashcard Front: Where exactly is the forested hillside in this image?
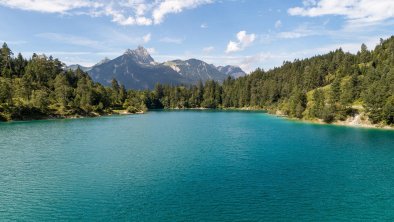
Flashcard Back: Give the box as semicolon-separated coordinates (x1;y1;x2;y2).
0;44;149;121
0;36;393;126
146;36;394;126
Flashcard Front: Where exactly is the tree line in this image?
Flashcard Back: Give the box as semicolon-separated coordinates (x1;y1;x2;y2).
1;36;393;125
145;37;394;125
0;43;149;121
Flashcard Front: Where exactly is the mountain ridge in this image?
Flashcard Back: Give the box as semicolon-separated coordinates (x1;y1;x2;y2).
67;46;246;89
217;65;247;78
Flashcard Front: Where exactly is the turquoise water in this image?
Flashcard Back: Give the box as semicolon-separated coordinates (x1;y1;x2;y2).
0;111;394;221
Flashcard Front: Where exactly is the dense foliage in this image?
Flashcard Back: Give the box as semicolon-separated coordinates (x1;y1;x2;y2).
1;36;393;125
0;43;148;121
146;36;394;125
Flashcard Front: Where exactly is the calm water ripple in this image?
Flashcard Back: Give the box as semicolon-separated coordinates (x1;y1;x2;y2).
0;111;393;221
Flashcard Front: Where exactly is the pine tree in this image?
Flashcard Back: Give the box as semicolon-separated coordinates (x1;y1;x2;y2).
383;96;394;125
1;43;13;78
54;74;72;106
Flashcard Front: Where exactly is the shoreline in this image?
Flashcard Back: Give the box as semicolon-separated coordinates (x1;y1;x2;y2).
273;112;394;131
230;107;394;130
0;110;145;123
2;107;393;130
282;117;394;130
168;107;394;130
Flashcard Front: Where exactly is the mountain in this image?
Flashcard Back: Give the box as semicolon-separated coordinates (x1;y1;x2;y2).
67;57;111;72
96;57;111;66
163;59;228;84
88;47;184;90
217;65;246;78
123;47;155;65
67;64;91;72
84;46;246;89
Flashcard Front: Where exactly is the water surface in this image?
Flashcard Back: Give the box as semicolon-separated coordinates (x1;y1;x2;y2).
0;111;393;221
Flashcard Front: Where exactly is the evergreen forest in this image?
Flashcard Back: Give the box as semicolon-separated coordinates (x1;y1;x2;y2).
0;36;393;126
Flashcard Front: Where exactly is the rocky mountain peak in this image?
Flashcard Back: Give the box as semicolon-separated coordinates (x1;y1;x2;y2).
217;65;246;78
124;46;154;64
96;57;110;66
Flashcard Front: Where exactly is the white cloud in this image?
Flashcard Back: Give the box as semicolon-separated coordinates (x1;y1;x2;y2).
288;0;394;26
147;47;157;54
274;20;282;29
226;41;240;53
225;31;256;53
200;23;208;28
0;0;99;13
203;46;214;53
152;0;212;24
0;0;214;26
98;4;153;26
142;33;151;43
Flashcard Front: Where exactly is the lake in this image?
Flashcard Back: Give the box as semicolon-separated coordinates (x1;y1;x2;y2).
0;111;393;221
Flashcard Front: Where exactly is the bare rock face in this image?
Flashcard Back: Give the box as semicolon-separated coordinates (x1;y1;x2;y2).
88;47;184;90
70;46;247;89
163;59;228;84
217;65;247;78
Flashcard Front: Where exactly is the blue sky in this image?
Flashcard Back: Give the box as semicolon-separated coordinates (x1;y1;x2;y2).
0;0;393;72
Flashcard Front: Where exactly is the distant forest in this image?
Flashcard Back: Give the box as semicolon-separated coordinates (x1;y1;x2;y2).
0;36;393;125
